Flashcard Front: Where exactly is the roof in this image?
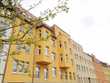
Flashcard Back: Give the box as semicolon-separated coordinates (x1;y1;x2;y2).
15;5;38;25
36;23;53;32
51;24;70;37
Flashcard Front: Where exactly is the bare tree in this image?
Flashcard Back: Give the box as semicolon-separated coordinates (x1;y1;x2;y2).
0;0;69;42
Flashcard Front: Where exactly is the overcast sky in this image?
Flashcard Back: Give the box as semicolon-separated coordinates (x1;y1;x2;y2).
21;0;110;64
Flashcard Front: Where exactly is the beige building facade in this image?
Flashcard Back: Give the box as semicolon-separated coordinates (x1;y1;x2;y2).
73;42;97;83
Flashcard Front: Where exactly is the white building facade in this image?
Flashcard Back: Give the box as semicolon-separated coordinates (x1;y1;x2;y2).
73;41;97;83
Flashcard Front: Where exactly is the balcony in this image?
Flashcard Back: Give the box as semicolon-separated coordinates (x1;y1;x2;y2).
60;62;70;69
36;55;51;65
57;48;64;53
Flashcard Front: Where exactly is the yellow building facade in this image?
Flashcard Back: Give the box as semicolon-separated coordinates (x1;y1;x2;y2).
3;15;76;83
1;5;110;83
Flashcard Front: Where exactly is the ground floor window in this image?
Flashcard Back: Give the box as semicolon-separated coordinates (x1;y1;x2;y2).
69;72;72;80
65;72;68;80
12;60;29;73
52;67;56;78
60;69;63;79
13;60;17;72
44;68;48;80
36;65;40;79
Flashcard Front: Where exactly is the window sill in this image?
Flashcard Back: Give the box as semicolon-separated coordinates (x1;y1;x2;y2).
12;72;29;75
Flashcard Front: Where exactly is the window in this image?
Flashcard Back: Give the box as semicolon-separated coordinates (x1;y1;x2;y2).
36;65;40;79
13;60;17;72
28;26;32;35
51;53;56;61
16;44;30;54
60;54;63;62
0;58;6;74
76;64;79;70
45;46;49;56
59;41;62;48
16;44;21;51
23;62;29;73
65;72;68;80
52;67;56;78
39;30;41;38
69;72;72;80
44;68;48;80
71;59;74;65
43;31;49;39
0;28;6;37
70;48;72;55
18;61;29;73
77;64;81;71
64;41;67;48
66;54;68;62
19;26;24;33
13;60;29;73
60;69;63;79
73;72;76;80
24;45;30;53
18;61;24;72
79;56;82;60
35;46;41;55
51;39;55;47
75;54;78;59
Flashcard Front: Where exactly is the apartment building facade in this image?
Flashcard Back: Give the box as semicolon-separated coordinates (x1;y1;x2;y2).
74;42;97;83
1;5;110;83
3;18;76;83
101;63;110;83
92;55;108;83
